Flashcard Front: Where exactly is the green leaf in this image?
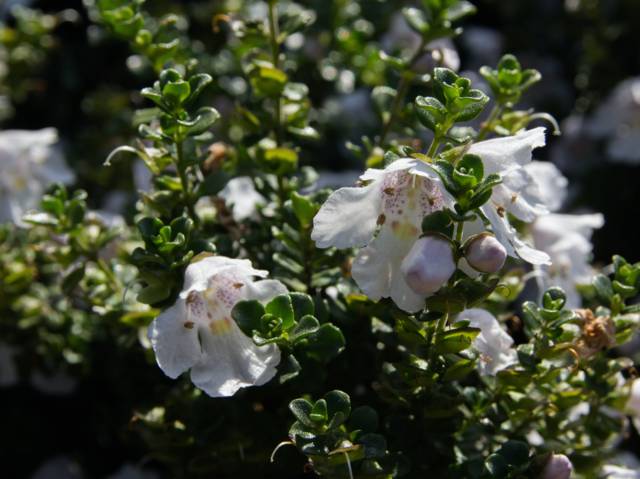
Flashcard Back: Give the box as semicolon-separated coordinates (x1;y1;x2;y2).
593;274;614;302
415;96;447;132
290;293;315;320
287;126;320;141
187;73;213;103
402;7;428;34
430;160;458;194
456;154;484;184
325;390;351;429
290;315;320;342
162;80;191;108
178;107;220;136
231;300;265;336
444;0;476;21
422;210;454;236
289;398;315;428
310;399;328;423
279;354;302;384
266;294;295;331
443;358;476;381
263;147;299;175
250;64;288;97
290;192;318;228
434;327;480;354
307;323;346;361
62;263;86;294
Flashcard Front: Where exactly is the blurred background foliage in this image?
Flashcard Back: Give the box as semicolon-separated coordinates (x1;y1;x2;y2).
1;0;640;477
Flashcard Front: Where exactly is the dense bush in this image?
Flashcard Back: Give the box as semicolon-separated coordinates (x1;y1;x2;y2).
2;1;640;478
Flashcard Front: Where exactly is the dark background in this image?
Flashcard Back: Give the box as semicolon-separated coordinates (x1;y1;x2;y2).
2;0;640;477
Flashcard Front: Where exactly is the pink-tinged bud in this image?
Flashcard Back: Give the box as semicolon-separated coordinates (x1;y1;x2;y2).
465;233;507;273
541;454;573;479
401;236;456;295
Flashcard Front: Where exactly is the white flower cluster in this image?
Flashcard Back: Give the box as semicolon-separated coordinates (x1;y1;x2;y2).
0;128;75;224
148;127;606;394
309;127;603;375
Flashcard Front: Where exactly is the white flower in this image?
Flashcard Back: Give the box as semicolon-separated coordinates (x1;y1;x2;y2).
586;77;640;164
0;128;74;224
312;158;455;312
541;454;573;479
401;235;456;295
626;378;640;434
455;309;518;376
468;127;552;265
219;176;265;221
602;465;640;479
524;160;568;212
148;255;286;397
532;213;604;308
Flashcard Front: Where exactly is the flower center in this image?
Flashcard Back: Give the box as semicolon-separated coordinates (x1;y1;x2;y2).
381;171;445;239
184;272;246;334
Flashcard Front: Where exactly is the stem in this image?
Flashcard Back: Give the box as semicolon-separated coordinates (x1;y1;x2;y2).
267;0;283;145
426;134;442;158
436;312;448;335
477;104;503;140
455;221;464;243
175;139;196;220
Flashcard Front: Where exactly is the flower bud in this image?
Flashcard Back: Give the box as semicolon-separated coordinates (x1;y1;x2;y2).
541;454;573;479
465;233;507;273
401;236;456;295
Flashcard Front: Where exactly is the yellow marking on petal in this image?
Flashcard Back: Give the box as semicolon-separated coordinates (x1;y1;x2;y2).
406;187;418;210
209;317;234;335
14;176;27;191
391;221;419;239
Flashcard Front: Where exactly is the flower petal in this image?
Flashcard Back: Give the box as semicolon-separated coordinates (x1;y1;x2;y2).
148;300;202;379
244;279;288;302
219;177;265;221
182;256;267;294
352;224;425;313
493;167;549;222
482;204;551;265
456;308;517;376
409;160;457;208
312;181;383;249
469;127;546;173
524;160;568;212
190;322;280;397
